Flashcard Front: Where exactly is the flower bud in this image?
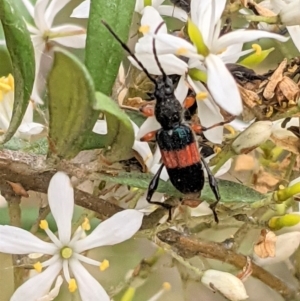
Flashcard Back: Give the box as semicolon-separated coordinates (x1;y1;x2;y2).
201;270;248;301
268;213;300;231
253;232;300;266
231;121;272;154
280;1;300;26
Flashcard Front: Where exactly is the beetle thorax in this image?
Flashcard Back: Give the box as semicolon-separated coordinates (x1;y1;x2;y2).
155;97;183;129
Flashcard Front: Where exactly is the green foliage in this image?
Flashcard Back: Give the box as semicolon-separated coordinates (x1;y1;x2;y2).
48;48;99;159
85;0;136;95
0;0;35;143
99;172;264;204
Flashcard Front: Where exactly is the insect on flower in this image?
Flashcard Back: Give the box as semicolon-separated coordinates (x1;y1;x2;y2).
101;20;233;223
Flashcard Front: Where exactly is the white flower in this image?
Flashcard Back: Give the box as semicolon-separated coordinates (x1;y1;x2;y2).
0;74;44;139
71;0;188;21
134;4;287;142
201;269;248;301
21;0;86;104
0;172;143;301
259;0;300;51
253;232;300;266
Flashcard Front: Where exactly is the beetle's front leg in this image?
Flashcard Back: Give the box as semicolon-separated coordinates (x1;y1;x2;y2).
201;157;220;223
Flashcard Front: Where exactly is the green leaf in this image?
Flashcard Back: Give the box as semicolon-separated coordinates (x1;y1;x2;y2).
85;0;136;95
0;0;35;143
48;48;99;159
1;137;48;155
98;172;264;204
89;91;134;162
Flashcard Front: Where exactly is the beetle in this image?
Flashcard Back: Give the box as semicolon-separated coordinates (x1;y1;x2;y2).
102;20;232;223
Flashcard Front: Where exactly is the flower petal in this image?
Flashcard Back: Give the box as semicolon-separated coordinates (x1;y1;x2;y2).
74;210;143;253
216;30;289;53
188;77;225;143
37;275;63;301
18;122;44;136
48;172;74;245
150;163;169;181
11;261;61;301
71;0;90;18
206;54;243;116
149;33;200;58
0;225;57;254
45;0;71;27
157;5;187;22
174;75;189;103
50;25;86;48
129;53;187;75
69;259;110;301
34;0;51;31
93;119;108;135
21;0;34;18
141;6;167;33
287;25;300;52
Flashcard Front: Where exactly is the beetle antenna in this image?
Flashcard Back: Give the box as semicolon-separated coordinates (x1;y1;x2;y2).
152;21;167;81
101;20;158;88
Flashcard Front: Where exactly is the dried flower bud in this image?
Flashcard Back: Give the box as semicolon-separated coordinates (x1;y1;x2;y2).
253;232;300;266
231;121;272;154
201;270;248;301
254;229;277;258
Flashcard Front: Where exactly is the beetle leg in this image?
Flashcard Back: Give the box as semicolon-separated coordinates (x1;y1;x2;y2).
183;94;196;109
201;157;220;223
146;163;173;220
191;116;235;135
140;130;158;142
140;104;155;117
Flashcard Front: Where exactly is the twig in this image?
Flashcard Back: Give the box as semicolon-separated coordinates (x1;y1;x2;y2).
157;228;295;300
0;149;162;228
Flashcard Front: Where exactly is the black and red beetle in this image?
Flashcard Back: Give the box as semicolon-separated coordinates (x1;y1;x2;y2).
102;20;232;223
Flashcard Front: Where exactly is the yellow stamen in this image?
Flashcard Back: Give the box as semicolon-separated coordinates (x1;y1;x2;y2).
163;282;171;291
139;25;150;34
82;217;91;231
68;278;77;293
214;146;222;154
224;125;236;135
33;261;43;273
176;47;188;56
252;43;262;56
196;92;207;100
100;259;109;271
279;184;285;190
7;74;14;90
121;287;136;301
61;247;73;259
0;82;12;92
39;220;49;230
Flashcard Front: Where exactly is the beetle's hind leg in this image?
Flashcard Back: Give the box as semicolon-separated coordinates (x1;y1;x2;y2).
146;163;173;220
201;157;220;223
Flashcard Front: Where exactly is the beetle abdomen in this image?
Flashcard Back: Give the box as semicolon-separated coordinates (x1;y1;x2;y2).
168;163;204;193
157;125;204;193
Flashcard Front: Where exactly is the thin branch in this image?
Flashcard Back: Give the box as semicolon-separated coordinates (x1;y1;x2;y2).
157;228;296;300
0;150;162;227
